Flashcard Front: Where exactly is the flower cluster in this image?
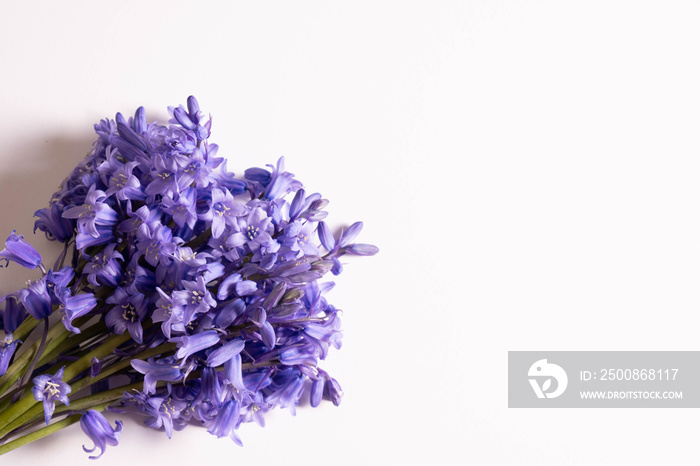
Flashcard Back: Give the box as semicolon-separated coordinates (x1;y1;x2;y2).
0;96;376;458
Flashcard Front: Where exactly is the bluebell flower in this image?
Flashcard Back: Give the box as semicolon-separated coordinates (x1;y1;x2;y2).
119;254;155;295
0;334;19;376
144;392;186;439
172;276;216;325
117;202;161;234
217;273;257;301
215;160;248;195
178;148;212;188
316;221;336;251
104;161;145;201
34;203;74;242
324;374;343;406
19;278;53;319
136;223;177;267
200;188;248;238
131;356;183;394
310;376;324;408
207;338;245;367
280;220;319;257
105;288;147;343
80;409;123;459
227;207;279;255
173;330;220;361
207;399;242;445
82;243;123;287
170;95;210;140
162;187;197;229
90;357;102;378
338;221;363;247
1;295;26;333
76;224;115;251
62;185;118;238
0;230;43;269
145;154;184;197
31;366;71;425
262;157;303;200
265;371;306;415
56;289;97;334
152;287;180;338
346;243;380;256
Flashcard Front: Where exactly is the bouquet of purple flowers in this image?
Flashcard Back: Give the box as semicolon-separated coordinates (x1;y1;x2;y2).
0;97;376;458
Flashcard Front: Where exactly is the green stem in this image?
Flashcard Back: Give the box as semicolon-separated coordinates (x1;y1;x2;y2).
0;331;131;438
11;316;39;343
0;317;72;395
63;332;132;382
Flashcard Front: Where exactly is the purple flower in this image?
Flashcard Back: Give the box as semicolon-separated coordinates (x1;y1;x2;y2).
266;372;306;415
170;95;210;140
136;223;177;267
173;330;220;361
152;287;179;338
117;202;161;234
62;185;118;238
0;230;42;269
251;157;303;201
80;409;123;459
214;159;248;194
34;203;74;242
104;161;145;201
207;399;242;445
76;224;114;251
145;154;184;197
0;334;19;376
172;276;216;326
280;220;319;257
56;289;97;334
1;295;26;333
131;356;183;394
31;366;71;425
178;148;212;188
19;278;53;319
105;288;147;343
227;207;279;254
207;338;245;367
162;187;197;229
82;243;123;287
200;188;248;238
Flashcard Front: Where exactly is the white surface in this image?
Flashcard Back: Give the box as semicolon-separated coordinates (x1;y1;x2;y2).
1;1;700;464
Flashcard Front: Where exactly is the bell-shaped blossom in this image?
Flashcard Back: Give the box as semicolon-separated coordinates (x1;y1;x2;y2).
104;161;145;201
62;185;118;238
1;295;26;333
80;409;123;459
56;289;97;334
34;203;74;242
19;278;53;319
131;357;183;394
31;366;71;425
199;188;248;238
0;230;42;269
105;288;147;343
82;243;123;287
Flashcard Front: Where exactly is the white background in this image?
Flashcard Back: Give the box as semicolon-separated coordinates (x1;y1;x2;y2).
1;1;700;464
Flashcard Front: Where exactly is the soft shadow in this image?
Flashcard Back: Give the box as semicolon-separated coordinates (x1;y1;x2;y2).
0;133;95;294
